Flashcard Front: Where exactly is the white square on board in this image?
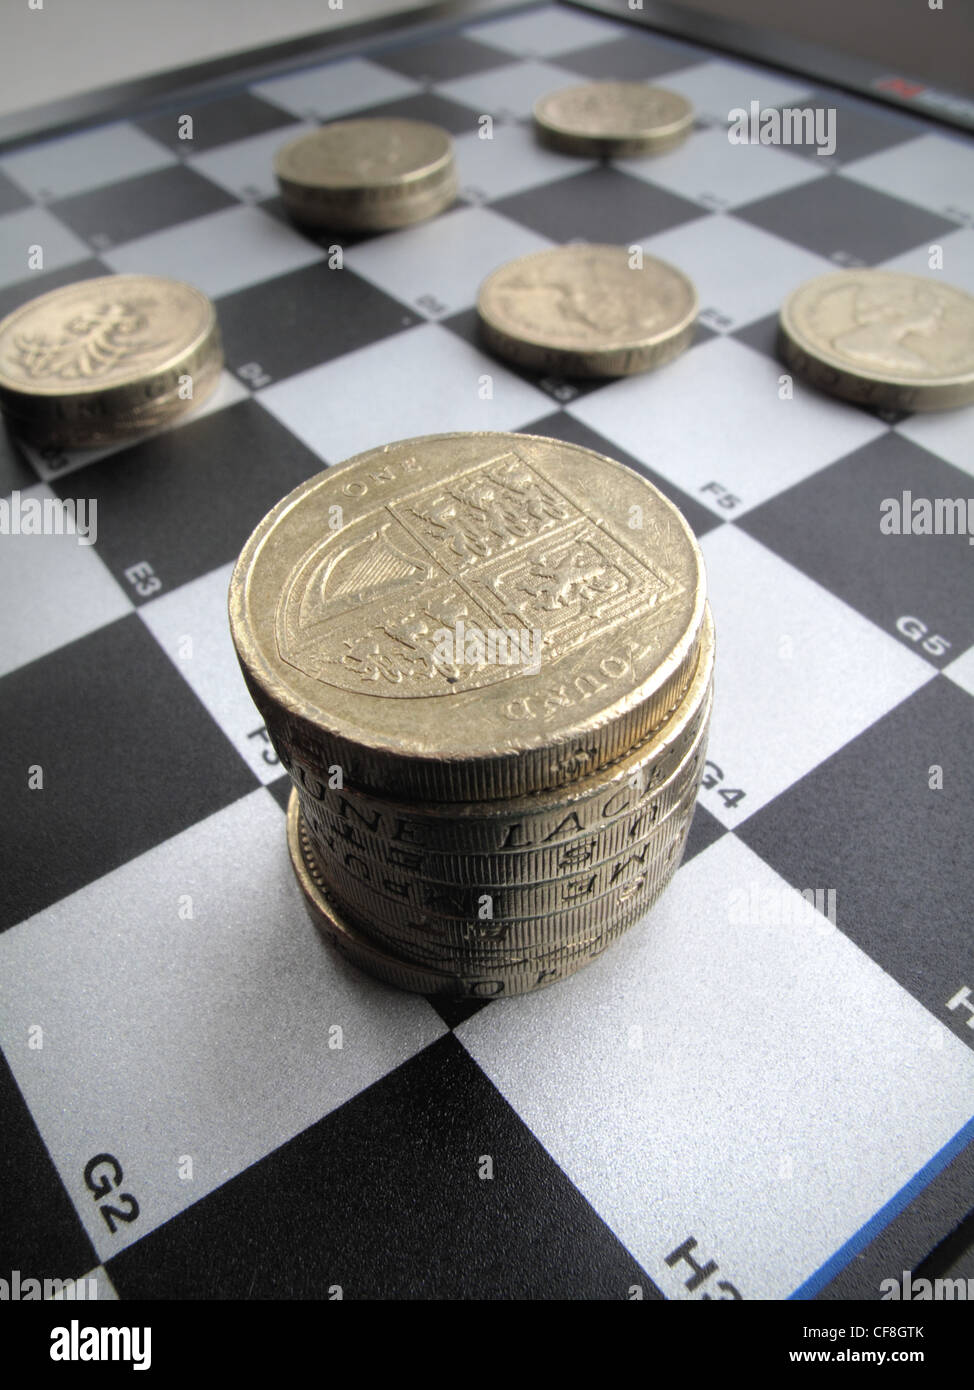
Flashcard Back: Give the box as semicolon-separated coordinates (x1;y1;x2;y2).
456;834;974;1299
0;207;90;290
188;123;317;203
638;213;832;330
0;482;131;677
257;321;551;465
621;126;824;210
140;562;289;786
465;5;621;58
0;788;446;1262
252;58;420;122
653;59;814;125
1;124;175;201
698;523;933;824
436;60;593;122
343;203;552;318
843;133;974;226
568;335;886;518
103;205;325;298
452;122;593;204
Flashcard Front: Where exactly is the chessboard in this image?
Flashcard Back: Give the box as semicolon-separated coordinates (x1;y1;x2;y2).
1;0;972;1304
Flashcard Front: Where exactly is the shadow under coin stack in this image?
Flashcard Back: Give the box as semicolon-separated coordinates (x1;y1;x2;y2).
229;431;713;999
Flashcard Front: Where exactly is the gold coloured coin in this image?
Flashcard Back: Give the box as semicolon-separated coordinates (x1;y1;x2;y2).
291;604;713;855
534;82;694;157
328;796;697;967
229;432;707;801
477;244;697;377
288;790;682;997
0;274;222;447
274;118;457;230
298;681;710;885
779;269;974;411
314;777;699;954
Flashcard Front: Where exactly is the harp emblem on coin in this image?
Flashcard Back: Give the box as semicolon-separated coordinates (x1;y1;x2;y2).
276;448;679;696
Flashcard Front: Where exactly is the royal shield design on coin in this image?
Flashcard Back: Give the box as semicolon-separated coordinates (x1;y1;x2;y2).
276;446;682;696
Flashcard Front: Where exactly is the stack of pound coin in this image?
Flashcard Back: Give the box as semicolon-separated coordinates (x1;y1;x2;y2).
534;81;694;157
229;431;713;999
0;273;222;448
778;269;974;412
477;244;698;378
274;118;457;231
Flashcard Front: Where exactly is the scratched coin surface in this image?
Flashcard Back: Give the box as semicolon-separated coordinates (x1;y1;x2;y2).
274;118;456;230
477;245;697;377
0;273;221;446
779;270;974;411
229;431;707;801
534;82;694;156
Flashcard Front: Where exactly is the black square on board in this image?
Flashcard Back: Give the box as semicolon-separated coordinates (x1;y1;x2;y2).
50;165;237;250
51;399;327;602
733;175;957;266
0;168;31;216
682;801;726;864
0;258;110;324
137;92;299;155
0;428;37;496
557;32;703;82
0;1049;96;1281
738;676;974;1049
0;615;257;931
375;35;512;83
770;93;924;168
216;262;420;385
106;1034;659;1299
491;166;705;244
267;775;292;816
739;430;974;667
342;91;485;137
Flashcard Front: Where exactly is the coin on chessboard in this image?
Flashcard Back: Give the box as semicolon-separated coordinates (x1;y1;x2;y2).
293;608;713;876
307;775;701;954
0;273;222;449
287;788;675;998
228;431;707;802
534;81;694;157
779;269;974;412
274;118;457;231
296;686;709;887
477;244;697;377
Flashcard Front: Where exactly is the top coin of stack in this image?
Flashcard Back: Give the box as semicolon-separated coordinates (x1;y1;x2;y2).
0;273;222;448
778;268;974;412
534;81;694;157
230;431;712;999
274;118;457;231
229;431;707;803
